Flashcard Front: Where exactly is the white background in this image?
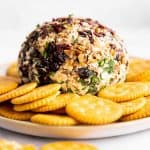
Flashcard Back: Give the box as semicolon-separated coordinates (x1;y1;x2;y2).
0;0;150;149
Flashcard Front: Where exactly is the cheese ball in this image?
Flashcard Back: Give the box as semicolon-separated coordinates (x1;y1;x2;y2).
18;16;128;95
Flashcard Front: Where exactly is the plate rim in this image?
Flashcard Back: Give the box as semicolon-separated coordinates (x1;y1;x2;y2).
0;116;150;139
0;115;150;129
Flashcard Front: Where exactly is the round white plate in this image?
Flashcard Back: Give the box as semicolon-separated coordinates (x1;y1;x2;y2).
0;116;150;139
0;63;150;139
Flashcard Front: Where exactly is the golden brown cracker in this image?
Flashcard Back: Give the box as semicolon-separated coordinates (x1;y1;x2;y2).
0;75;21;84
11;84;61;104
6;62;19;78
22;145;36;150
0;139;36;150
66;94;123;125
130;70;150;82
33;93;79;112
120;97;146;116
13;91;60;111
0;104;33;121
120;97;150;121
0;78;18;95
98;82;149;102
0;82;37;103
126;57;150;82
40;141;98;150
31;114;78;126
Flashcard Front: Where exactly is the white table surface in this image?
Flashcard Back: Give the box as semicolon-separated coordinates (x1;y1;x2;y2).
0;127;150;150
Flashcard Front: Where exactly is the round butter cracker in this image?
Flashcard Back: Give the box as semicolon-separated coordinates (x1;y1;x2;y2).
98;82;149;102
11;84;61;104
66;94;123;125
0;82;37;103
13;91;60;111
31;114;78;126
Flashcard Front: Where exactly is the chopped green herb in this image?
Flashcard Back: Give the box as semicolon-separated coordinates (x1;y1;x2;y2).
98;59;105;67
49;71;56;77
103;59;115;73
91;76;100;84
73;38;78;44
59;81;65;84
99;74;103;80
110;78;114;83
68;13;74;18
100;85;106;90
67;88;73;93
103;67;113;73
42;51;47;58
82;86;87;90
98;58;110;67
103;68;110;73
72;35;78;44
109;59;115;68
78;79;89;86
45;42;49;49
36;24;40;28
42;42;50;58
48;25;52;30
88;85;97;94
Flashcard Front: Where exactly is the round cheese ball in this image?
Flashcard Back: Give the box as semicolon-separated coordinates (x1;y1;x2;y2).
18;16;128;95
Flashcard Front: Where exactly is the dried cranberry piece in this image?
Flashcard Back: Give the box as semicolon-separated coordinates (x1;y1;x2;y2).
44;42;68;71
78;31;87;37
51;23;65;33
39;26;49;39
52;17;67;22
57;44;71;50
27;30;39;43
78;67;93;79
35;65;52;85
19;65;28;77
29;48;42;58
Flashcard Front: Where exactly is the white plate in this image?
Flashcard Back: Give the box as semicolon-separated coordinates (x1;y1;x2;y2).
0;63;150;139
0;116;150;139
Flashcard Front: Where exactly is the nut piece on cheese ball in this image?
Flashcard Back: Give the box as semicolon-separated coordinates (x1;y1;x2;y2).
18;15;128;95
